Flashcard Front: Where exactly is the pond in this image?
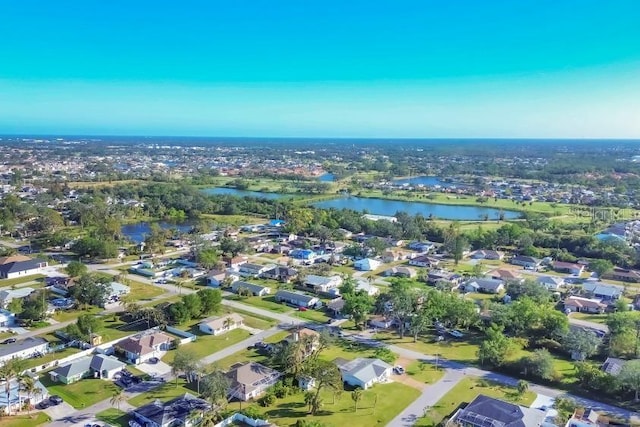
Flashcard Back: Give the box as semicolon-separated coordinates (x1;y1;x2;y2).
311;196;521;221
201;187;284;199
318;173;335;182
121;221;194;243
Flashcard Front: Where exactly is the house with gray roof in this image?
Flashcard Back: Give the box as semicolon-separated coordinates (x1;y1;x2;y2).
302;275;342;293
230;281;271;297
131;393;211;427
537;276;565;290
0;255;47;280
447;394;547;427
0;337;48;364
581;282;622;300
0;287;37;309
335;357;392;390
274;290;319;308
463;278;505;294
602;357;627;376
49;353;125;384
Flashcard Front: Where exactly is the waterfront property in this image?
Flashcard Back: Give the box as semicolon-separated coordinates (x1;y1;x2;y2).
448;394;546;426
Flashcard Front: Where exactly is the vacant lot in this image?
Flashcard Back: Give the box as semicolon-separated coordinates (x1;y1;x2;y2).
41;376;121;409
162;328;251;363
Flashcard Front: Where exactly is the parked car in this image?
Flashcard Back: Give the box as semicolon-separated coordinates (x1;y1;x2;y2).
393;365;405;375
49;395;64;405
1;338;16;344
448;330;464;338
37;400;50;409
298;306;307;311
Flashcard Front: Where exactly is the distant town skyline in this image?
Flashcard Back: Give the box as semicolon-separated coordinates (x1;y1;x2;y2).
1;0;639;138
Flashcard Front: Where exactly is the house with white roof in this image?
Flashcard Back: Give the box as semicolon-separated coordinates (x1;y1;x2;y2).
198;313;244;335
353;258;381;272
335;357;392;390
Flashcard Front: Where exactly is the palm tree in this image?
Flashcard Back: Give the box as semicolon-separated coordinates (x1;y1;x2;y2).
351;388;363;412
304;391;315;413
0;359;24;416
18;375;36;415
222;317;233;331
110;389;125;410
517;380;529;396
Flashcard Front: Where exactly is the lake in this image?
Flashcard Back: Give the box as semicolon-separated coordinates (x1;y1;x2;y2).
121;221;194;243
393;176;464;188
201;187;284;199
312;197;520;220
319;173;335;182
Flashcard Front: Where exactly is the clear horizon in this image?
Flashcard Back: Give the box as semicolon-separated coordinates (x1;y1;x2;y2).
1;0;639;138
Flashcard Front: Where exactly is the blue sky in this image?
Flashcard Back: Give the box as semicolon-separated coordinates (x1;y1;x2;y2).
1;0;639;137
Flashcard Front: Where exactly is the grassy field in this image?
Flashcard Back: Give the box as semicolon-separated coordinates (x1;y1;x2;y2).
0;274;46;288
128;378;195;407
570;312;608;324
222;307;278;330
417;377;537;427
40;376;121;409
52;306;103;322
0;413;51;427
95;408;129;427
199;213;267;226
128;279;166;301
162;328;252;363
405;360;446;384
23;346;82;370
255;382;421;427
374;331;481;364
293;308;331;323
226;295;293;313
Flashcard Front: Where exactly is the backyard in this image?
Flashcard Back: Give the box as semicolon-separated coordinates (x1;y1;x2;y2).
162;328;252;363
0;413;50;427
40;376;121;409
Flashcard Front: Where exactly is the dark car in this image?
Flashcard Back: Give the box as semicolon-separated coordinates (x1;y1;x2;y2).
49;395;63;405
38;400;51;409
1;338;16;344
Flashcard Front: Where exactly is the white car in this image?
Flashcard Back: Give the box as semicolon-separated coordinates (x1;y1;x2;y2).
448;330;464;338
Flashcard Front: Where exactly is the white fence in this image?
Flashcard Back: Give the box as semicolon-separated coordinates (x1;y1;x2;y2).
215;413;272;427
165;325;197;345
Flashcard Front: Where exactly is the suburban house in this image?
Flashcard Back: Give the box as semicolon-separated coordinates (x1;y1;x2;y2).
115;331;173;364
230;281;271;297
106;282;130;300
368;315;395;329
602;357;627;376
289;249;316;260
0;255;48;279
302;275;342;293
383;266;417;278
447;394;546;427
49;353;125;384
353;258;381;271
537;276;565;290
226;362;282;401
382;250;405;263
602;268;640;283
261;265;298;283
327;298;345;317
284;327;320;355
224;256;248;270
408;255;440;268
0;309;16;327
335;357;392;390
427;270;463;287
198;313;244;335
0;377;48;415
510;255;541;270
581;282;622;300
355;280;380;297
553;261;585;275
489;269;523;282
0;337;48;364
239;263;271;278
463;278;505;294
274;290;320;308
407;241;434;253
469;249;504;260
131;393;211;427
563;296;606;314
0;287;36;309
206;269;239;287
565;408;609;427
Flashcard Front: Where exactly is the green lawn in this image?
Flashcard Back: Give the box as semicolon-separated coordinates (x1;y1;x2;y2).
23;346;82;370
220;307;277;330
0;413;51;427
251;382;421;427
162;328;252;363
226;295;293;313
374;331;482;364
0;274;46;288
128;378;195;407
40;376;121;409
571;312;608;324
96;408;129;427
128;279;166;300
405;360;446;384
52;306;103;322
417;377;537;427
293;308;331;323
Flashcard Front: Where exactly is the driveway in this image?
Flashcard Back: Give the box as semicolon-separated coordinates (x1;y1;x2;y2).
136;359;172;376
